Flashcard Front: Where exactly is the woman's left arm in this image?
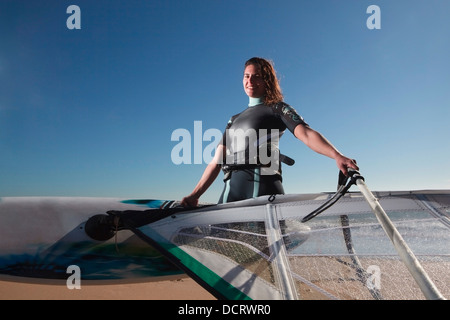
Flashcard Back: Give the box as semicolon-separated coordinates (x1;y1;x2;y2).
294;124;359;176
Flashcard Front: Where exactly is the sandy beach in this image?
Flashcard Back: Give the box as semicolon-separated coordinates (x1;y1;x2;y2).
0;276;215;300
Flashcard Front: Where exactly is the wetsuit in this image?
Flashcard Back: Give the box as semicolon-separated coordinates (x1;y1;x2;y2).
218;99;308;203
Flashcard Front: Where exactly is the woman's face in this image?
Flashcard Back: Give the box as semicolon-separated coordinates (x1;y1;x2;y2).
243;64;266;98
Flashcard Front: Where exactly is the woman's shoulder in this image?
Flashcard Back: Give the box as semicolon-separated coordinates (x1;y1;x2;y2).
225;111;243;127
271;101;308;126
271;101;297;114
273;101;289;107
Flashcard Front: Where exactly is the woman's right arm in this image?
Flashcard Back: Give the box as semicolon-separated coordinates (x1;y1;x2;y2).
180;144;225;207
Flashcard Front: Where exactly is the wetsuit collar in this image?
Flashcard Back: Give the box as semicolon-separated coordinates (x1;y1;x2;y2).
248;96;264;107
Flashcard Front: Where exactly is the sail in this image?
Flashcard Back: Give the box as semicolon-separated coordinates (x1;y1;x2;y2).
129;190;450;300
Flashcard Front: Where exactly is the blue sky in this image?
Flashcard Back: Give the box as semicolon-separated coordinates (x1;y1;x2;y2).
1;0;449;203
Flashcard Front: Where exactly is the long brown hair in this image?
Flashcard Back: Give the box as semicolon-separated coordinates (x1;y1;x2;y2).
244;57;283;105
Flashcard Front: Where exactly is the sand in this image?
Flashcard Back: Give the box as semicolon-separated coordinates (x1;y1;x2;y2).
0;276;216;300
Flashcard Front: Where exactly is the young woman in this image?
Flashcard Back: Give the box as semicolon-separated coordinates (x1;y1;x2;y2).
181;57;358;206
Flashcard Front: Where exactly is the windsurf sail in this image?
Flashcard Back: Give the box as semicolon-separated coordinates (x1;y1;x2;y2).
352;171;445;300
99;176;449;300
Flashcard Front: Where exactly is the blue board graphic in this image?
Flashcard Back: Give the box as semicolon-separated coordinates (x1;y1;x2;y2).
0;197;184;282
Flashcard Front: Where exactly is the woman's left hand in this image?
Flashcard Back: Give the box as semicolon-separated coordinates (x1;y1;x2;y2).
336;155;359;176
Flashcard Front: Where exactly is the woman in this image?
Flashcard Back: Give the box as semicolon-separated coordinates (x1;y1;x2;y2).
181;57;358;207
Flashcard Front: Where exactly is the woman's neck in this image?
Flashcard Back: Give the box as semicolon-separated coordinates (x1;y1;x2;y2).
248;96;264;107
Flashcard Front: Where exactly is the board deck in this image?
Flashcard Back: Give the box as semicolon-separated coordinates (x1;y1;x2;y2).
0;197;187;283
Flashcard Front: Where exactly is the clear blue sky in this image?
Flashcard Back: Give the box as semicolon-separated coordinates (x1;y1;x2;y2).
1;0;449;203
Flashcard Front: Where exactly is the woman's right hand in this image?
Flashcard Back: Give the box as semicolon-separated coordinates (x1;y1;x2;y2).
181;194;199;208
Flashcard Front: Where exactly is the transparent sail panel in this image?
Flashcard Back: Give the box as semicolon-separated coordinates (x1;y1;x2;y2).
279;196;450;300
173;222;270;275
172;222;283;299
138;191;450;300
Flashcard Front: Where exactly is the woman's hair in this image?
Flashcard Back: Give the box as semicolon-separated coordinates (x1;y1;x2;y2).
244;57;283;105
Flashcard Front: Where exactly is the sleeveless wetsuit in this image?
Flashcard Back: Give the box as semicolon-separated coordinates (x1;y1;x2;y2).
218;100;308;204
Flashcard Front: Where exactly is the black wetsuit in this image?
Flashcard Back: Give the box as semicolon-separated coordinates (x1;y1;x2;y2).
218;102;308;204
